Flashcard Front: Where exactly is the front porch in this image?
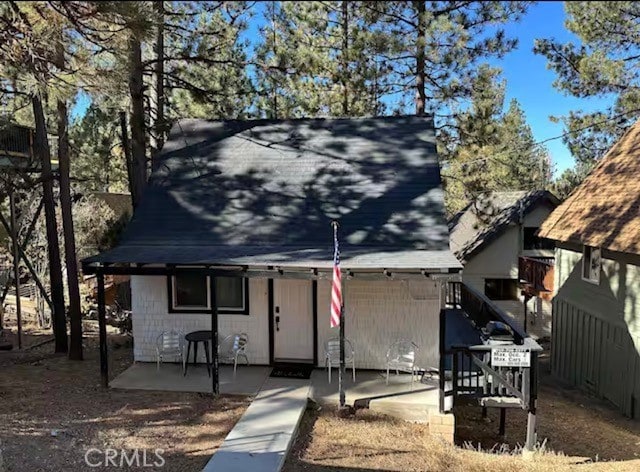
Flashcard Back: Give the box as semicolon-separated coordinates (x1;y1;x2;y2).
110;362;442;421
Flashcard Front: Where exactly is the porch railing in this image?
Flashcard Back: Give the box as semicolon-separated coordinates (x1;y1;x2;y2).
448;345;538;411
0;124;34;158
440;281;542;447
446;280;527;343
518;256;554;294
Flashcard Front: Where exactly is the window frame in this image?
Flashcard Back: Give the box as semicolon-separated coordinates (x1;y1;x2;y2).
167;275;249;315
581;246;601;285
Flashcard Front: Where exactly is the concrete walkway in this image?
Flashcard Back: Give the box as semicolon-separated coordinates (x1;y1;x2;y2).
202;377;310;472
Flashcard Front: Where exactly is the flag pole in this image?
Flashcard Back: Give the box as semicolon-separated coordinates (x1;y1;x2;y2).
332;221;347;410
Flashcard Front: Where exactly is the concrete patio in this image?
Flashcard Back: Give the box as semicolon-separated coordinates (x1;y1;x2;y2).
110;363;271;395
310;369;440;421
111;362;441;420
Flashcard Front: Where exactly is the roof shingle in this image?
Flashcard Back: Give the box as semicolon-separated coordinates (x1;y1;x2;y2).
450;190;558;262
539;120;640;255
85;116;461;271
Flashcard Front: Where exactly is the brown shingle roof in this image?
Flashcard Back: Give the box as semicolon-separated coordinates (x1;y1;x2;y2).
539;120;640;255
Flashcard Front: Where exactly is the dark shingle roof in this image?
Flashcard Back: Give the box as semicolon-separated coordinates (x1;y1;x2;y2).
450;190;559;262
85;116;461;270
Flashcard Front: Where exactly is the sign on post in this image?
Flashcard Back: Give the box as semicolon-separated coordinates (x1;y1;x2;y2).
491;347;531;367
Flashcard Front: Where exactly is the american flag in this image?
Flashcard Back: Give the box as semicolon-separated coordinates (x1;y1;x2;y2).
330;224;342;328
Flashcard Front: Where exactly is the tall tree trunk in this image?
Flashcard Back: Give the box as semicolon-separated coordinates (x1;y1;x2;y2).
270;1;278;120
56;43;83;360
341;0;349;117
129;34;147;207
119;111;137;208
33;93;68;354
414;0;426;116
152;1;165;167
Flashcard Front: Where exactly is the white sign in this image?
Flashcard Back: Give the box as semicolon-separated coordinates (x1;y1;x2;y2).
491;347;531;367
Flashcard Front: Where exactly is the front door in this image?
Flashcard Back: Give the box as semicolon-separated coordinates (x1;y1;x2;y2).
274;279;314;363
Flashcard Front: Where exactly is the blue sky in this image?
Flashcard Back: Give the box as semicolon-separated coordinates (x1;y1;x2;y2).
488;1;611;174
73;1;610;176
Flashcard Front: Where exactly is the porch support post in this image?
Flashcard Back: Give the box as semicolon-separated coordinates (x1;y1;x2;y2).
439;279;448;413
499;408;506;436
339;301;345;408
439;305;446;413
525;351;539;451
523;293;529;334
97;272;109;388
210;274;219;395
9;191;22;349
332;220;346;410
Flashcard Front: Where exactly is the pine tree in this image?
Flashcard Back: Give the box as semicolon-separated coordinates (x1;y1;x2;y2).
364;1;529;119
162;1;253;121
254;1;387;118
535;2;640;170
442;68;551;215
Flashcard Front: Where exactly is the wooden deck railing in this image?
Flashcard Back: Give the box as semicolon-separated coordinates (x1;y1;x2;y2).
446;280;527;344
518;256;554;294
0;124;34;158
440;281;542;446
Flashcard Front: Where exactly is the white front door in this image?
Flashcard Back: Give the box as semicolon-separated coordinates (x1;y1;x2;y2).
274;279;314;362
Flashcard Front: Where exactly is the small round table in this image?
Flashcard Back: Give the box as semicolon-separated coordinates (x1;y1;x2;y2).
184;330;212;377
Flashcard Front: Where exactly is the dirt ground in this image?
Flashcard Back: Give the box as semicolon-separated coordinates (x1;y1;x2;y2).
285;355;640;472
0;326;248;472
2;326;640;472
285;406;640;472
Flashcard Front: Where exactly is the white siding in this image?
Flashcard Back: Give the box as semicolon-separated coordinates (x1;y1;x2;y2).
131;276;270;364
132;276;442;371
460;203;555;339
462;203;555;290
316;279;441;370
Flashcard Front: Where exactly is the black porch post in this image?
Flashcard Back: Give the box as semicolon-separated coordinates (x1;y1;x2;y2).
332;220;346;409
339;302;345;408
523;294;529;334
439;279;448;413
9;191;22;349
210;275;219;395
97;272;109;388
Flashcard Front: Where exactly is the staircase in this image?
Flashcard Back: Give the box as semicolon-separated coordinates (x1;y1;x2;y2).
441;281;542;447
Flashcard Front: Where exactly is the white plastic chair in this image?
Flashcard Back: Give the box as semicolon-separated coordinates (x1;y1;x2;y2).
218;333;249;376
386;340;419;390
155;330;185;372
324;337;356;383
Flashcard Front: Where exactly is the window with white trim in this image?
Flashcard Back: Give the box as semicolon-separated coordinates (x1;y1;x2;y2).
168;275;248;314
582;246;601;284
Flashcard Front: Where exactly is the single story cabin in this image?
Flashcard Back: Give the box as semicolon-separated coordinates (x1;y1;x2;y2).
449;190;558;338
83;116;462;372
540;121;640;419
83;116;541;446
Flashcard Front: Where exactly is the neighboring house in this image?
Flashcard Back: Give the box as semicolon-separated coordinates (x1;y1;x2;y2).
449;190;559;338
90;192;133;220
540;122;640;420
83;116;463;371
